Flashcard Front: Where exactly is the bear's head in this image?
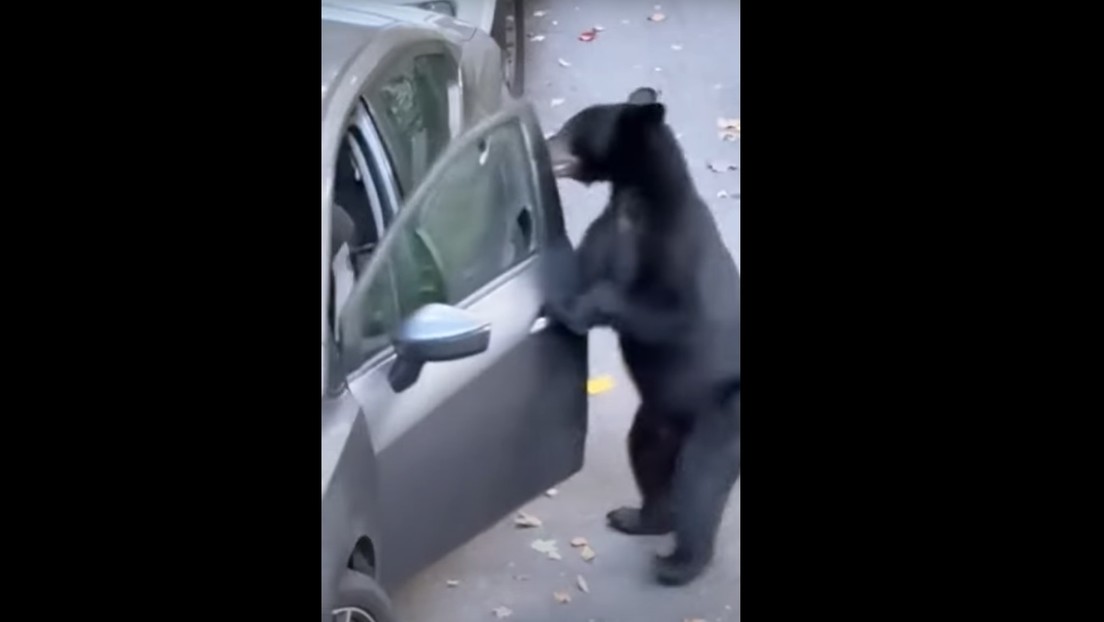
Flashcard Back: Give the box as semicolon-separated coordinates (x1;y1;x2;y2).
546;87;666;184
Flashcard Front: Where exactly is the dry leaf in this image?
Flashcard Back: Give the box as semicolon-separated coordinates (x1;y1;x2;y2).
529;34;546;42
579;28;597;42
492;606;513;619
554;590;572;604
446;579;460;587
570;536;589;547
576;574;590;593
580;545;597;561
531;538;562;560
545;488;559;497
707;160;738;173
558;58;572;67
586;375;615;395
515;511;543;528
717;117;740;141
533;10;547;17
649;12;667;22
671;43;683;51
717;117;741;131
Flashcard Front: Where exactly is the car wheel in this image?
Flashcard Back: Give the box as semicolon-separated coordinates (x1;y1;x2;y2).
332;571;397;622
492;0;525;96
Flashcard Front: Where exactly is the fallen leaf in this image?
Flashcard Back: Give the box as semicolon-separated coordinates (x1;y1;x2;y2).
570;536;589;547
550;98;565;108
576;574;590;593
671;43;683;51
554;590;572;604
649;12;667;22
579;28;597;42
533;10;547;17
717;117;741;131
586;375;615;395
515;511;543;528
545;488;559;497
531;538;562;560
492;606;513;619
558;58;572;68
707;160;738;173
446;579;460;587
580;545;597;561
529;34;546;42
717;117;741;141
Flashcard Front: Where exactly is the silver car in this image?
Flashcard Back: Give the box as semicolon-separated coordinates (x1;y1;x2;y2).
322;3;587;621
376;0;525;95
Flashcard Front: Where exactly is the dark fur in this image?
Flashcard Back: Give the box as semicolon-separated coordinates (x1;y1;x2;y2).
545;88;741;586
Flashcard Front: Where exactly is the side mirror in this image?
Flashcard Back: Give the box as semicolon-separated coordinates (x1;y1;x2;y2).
388;303;491;392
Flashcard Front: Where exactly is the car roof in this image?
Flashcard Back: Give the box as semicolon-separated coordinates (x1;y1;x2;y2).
322;1;475;100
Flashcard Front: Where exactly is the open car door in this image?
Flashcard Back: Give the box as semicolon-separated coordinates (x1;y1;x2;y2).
335;101;588;587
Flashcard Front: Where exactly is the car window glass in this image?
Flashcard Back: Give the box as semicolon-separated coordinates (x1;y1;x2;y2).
337;256;401;371
409;118;537;305
336;117;539;371
367;52;454;198
328;126;388;333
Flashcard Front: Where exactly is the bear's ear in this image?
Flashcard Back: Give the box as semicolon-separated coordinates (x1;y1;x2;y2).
627;87;659;104
631;102;666;125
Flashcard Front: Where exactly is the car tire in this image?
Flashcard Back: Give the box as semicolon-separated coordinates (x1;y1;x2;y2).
332;571;397;622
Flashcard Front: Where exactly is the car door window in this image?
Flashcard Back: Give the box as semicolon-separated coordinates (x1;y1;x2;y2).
336;116;539;372
328;124;390;333
367;51;456;198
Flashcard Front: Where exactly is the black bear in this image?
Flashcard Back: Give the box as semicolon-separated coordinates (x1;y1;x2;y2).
543;87;741;586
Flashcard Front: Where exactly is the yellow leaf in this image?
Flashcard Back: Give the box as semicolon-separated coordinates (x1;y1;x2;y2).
586;375;615;395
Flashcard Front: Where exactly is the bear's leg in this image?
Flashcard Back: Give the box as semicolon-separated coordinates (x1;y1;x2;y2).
607;405;680;535
655;400;741;585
